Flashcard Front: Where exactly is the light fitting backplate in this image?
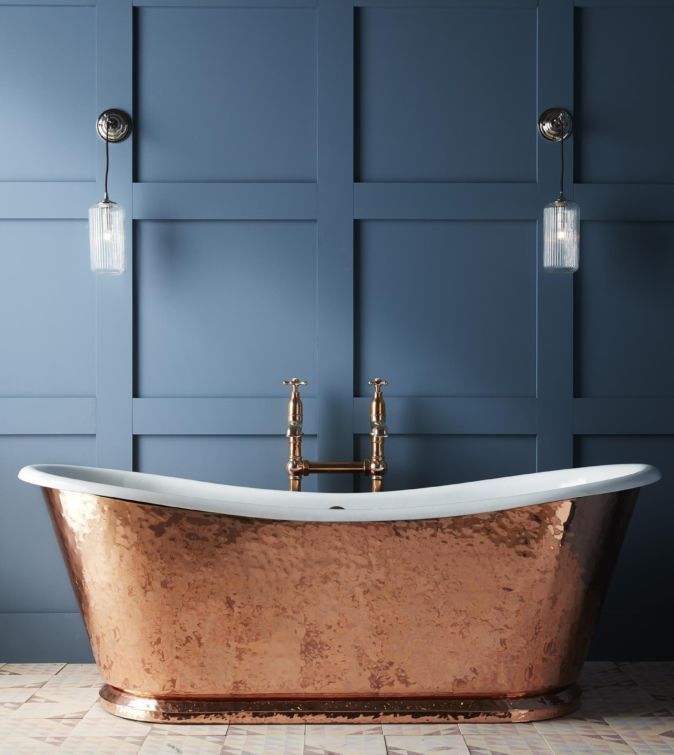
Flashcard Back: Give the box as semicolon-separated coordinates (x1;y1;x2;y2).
96;109;132;143
538;108;573;142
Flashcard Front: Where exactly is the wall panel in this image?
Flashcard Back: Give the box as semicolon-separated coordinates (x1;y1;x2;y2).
0;0;672;661
575;222;674;397
0;221;95;396
575;5;674;184
136;6;316;182
356;6;537;181
0;6;95;181
356;221;537;397
355;435;536;492
135;220;317;397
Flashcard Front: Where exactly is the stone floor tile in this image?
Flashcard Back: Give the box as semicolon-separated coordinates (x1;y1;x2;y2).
303;734;387;755
68;700;153;737
222;724;305;755
0;663;65;677
13;685;100;719
305;724;382;738
385;733;469;754
382;724;461;736
536;729;633;753
58;735;146;753
603;715;674;753
44;663;103;688
140;731;225;754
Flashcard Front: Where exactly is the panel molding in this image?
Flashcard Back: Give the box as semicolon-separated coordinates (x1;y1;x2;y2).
94;0;134;469
133;182;317;220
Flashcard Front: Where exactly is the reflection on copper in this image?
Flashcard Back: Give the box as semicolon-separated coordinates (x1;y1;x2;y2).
42;487;638;723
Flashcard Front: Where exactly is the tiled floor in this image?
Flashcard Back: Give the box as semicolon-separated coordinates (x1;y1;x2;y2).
0;662;672;754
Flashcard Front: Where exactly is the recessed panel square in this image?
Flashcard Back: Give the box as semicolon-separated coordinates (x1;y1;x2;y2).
575;222;674;397
356;221;536;397
0;221;95;397
0;6;95;181
136;435;317;492
355;434;535;492
136;7;316;182
136;221;316;397
357;7;536;182
575;7;674;183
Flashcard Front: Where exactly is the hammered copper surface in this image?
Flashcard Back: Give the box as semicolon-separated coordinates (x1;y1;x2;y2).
99;682;580;724
42;487;637;722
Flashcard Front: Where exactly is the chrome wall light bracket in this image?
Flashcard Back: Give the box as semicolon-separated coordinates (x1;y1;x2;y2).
538;107;573;143
96;109;132;143
538;107;579;273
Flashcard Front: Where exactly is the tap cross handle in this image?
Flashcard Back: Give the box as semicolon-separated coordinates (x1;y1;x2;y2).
368;378;388;394
283;378;308;393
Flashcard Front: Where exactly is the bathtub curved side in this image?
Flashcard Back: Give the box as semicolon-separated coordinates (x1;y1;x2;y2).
42;486;637;713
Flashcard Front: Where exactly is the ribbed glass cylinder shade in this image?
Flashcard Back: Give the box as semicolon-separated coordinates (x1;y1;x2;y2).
543;199;580;273
89;201;125;274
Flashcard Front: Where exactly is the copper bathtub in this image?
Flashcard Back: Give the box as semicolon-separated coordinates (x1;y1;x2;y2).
18;463;659;723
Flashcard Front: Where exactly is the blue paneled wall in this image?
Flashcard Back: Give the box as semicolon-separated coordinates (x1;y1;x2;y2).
0;0;672;661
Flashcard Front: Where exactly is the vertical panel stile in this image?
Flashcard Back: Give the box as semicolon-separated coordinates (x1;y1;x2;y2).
316;0;354;491
536;0;575;470
95;0;134;469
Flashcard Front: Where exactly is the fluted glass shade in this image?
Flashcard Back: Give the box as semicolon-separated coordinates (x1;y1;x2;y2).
543;198;579;273
89;201;125;274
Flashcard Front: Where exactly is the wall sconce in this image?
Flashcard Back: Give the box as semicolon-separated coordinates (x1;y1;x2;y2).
89;109;132;274
538;108;579;273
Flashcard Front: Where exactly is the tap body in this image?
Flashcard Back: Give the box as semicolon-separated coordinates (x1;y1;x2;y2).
283;378;388;493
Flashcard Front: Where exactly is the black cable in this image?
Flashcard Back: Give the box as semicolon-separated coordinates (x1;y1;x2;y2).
103;119;110;203
559;133;564;200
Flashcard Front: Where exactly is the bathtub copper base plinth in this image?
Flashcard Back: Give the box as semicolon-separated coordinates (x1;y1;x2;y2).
99;684;580;724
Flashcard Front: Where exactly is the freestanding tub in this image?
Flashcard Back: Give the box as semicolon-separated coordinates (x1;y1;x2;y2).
19;463;659;723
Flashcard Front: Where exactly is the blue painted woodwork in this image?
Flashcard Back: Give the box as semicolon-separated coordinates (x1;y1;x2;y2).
0;0;672;662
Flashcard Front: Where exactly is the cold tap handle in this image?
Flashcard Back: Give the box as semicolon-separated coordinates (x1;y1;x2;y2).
368;378;388;433
283;379;307;434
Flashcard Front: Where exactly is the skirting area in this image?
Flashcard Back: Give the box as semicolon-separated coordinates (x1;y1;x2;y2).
0;662;672;753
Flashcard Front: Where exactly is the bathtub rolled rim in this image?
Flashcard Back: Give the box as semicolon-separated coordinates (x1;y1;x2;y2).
18;462;660;522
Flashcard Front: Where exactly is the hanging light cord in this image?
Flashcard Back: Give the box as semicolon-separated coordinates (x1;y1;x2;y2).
103;118;111;203
559;128;565;201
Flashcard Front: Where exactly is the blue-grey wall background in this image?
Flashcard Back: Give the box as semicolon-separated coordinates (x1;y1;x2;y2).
0;0;672;661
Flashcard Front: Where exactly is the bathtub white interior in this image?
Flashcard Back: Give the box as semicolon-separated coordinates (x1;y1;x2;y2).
18;463;660;522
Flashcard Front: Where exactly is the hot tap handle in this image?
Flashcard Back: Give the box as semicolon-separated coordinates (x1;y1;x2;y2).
283;378;308;391
368;378;388;393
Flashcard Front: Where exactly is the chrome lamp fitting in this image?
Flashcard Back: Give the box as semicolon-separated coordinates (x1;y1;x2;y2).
538;108;579;273
89;109;132;275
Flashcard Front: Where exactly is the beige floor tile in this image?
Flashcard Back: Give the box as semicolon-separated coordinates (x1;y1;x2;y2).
462;729;553;755
44;663;103;688
151;722;230;736
57;735;146;753
0;673;55;689
223;725;305;754
382;724;461;736
577;683;666;718
0;663;65;677
619;662;674;702
140;731;225;754
305;724;382;738
537;730;633;753
13;685;100;719
385;733;469;754
0;717;78;738
0;735;66;753
603;715;674;753
68;700;154;737
303;734;387;755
